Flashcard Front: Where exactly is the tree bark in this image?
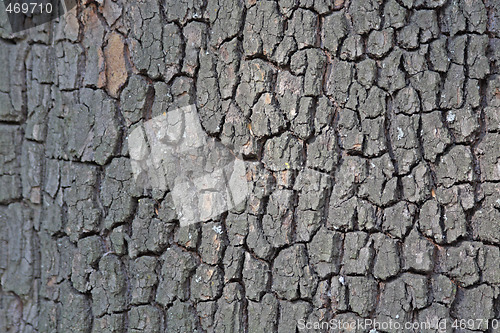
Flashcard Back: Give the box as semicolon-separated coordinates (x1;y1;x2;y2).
1;0;500;332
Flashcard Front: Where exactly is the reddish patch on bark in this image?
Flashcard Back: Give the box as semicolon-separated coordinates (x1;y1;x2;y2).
104;32;128;98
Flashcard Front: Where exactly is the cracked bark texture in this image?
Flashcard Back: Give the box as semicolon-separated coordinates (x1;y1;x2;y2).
0;0;500;332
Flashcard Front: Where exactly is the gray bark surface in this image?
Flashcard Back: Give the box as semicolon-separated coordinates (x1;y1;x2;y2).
0;0;500;332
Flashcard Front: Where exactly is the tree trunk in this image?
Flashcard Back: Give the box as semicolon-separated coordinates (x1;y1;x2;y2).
1;0;499;332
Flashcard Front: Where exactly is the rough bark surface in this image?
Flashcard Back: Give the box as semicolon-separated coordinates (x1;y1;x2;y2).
0;0;500;332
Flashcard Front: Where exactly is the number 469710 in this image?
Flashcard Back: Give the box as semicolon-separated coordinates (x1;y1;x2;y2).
452;318;499;330
5;2;53;14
